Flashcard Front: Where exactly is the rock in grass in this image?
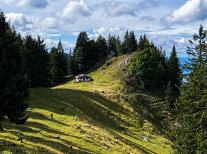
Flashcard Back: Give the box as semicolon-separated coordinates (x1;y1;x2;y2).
17;138;23;143
76;126;81;129
87;136;93;139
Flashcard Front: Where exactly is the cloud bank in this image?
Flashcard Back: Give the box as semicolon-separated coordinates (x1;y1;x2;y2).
163;0;207;25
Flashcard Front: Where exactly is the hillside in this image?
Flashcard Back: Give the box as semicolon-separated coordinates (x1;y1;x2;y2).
0;54;172;154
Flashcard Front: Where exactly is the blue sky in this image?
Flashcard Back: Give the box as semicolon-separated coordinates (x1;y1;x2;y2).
0;0;207;57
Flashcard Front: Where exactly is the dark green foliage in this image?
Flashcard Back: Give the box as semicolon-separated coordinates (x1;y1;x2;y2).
122;31;138;54
49;47;61;85
129;48;165;89
0;11;9;37
128;31;137;54
164;45;182;110
107;34;118;57
70;32;90;75
74;31;89;51
96;35;107;58
138;34;150;50
167;45;182;87
165;82;179;110
0;11;30;126
115;36;123;56
122;30;129;54
49;42;68;86
174;25;207;153
24;35;51;87
57;40;68;77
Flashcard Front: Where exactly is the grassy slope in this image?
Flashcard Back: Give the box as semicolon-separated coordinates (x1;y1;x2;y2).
0;55;172;154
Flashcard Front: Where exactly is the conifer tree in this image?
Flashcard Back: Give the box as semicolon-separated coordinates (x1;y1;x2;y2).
165;45;182;110
107;34;117;57
57;40;68;77
115;36;123;56
49;47;61;85
96;35;107;59
123;30;129;54
167;45;182;87
24;35;50;87
174;25;207;153
128;31;137;53
0;11;30;129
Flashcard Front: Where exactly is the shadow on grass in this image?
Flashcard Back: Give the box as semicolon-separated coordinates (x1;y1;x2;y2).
28;88;131;130
27;111;69;127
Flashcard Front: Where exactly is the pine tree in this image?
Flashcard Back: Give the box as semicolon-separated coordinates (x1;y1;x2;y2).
168;45;182;87
96;35;107;59
138;34;150;50
0;12;30;129
24;35;50;87
74;31;89;51
107;34;117;57
174;25;207;153
128;31;137;54
57;40;68;77
49;47;61;85
123;30;129;54
115;36;123;56
165;45;182;110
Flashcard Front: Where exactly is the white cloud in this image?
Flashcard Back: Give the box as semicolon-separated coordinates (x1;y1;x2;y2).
57;0;91;22
5;13;33;31
163;0;207;25
40;17;57;30
96;0;158;17
45;39;75;50
89;27;127;40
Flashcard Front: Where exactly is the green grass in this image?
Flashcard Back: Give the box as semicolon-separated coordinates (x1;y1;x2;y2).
0;55;173;153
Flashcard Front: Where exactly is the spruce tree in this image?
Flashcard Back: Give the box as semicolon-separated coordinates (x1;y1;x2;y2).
107;34;117;57
57;40;68;77
123;30;129;54
174;25;207;153
49;47;61;85
165;45;182;110
167;45;182;87
115;36;123;56
0;12;30;129
96;35;107;59
24;35;50;87
128;31;137;54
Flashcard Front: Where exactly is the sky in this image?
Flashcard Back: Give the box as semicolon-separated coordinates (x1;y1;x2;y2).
0;0;207;58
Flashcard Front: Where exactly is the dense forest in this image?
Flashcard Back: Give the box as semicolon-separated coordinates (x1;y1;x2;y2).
1;9;207;153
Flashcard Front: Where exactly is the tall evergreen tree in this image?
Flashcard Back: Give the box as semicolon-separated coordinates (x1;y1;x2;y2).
138;34;150;50
115;36;123;56
107;34;117;57
174;25;207;153
165;45;182;110
128;31;137;54
123;30;129;54
96;35;107;59
49;47;61;85
168;45;182;87
74;31;89;51
0;12;30;129
57;40;68;77
24;35;50;87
